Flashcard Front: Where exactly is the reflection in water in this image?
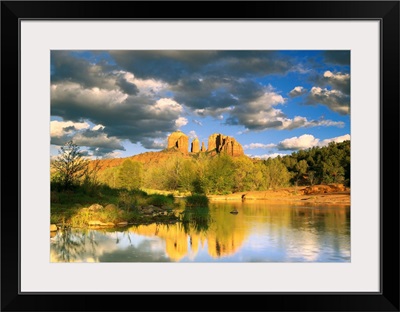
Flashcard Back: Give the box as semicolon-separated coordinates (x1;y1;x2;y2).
51;201;350;262
51;227;97;262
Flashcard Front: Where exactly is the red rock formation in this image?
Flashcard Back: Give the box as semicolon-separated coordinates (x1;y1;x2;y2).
191;138;200;153
201;142;206;152
207;133;219;152
207;133;244;157
167;131;189;154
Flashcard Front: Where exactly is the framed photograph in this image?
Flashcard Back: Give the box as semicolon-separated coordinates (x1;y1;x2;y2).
2;1;399;311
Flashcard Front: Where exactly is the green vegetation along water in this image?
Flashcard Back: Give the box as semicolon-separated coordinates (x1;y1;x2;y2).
50;201;350;262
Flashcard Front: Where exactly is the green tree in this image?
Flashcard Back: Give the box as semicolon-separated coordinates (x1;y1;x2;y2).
51;141;89;190
264;158;291;189
177;159;197;192
204;154;235;194
117;159;143;190
82;158;103;194
99;167;119;188
294;159;308;186
232;156;256;191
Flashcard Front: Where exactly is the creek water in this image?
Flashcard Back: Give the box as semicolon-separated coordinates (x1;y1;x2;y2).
50;201;350;262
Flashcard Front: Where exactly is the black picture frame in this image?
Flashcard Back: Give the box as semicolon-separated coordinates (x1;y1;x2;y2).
1;1;399;311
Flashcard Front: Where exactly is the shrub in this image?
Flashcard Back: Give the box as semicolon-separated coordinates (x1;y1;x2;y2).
185;194;209;207
146;194;174;207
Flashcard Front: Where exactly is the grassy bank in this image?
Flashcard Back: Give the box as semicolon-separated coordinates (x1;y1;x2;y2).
51;184;179;228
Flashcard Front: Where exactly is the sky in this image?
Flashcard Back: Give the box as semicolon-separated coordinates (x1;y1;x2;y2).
50;50;350;159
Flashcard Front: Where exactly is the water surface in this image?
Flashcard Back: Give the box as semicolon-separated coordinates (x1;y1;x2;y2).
51;201;350;262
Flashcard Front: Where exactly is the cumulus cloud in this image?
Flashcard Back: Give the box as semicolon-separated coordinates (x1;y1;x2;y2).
51;50;350;157
51;51;116;90
307;87;350;115
194;107;233;119
50;121;126;157
51;80;186;150
323;71;350;94
72;131;125;150
115;73;139;95
289;86;307;97
279;116;345;130
320;134;350;145
175;117;188;128
188;130;198;139
277;134;320;150
109;50;293;84
92;124;105;131
277;134;350;151
243;143;276;149
50;120;90;137
225;90;286;130
248;153;288;159
140;137;167;149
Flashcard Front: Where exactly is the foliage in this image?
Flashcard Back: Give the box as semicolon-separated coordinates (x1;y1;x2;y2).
117;159;143;190
82;158;103;195
146;194;175;207
51;186;178;226
263;157;292;189
72;140;350;196
185;194;209;207
280;140;350;186
68;205;137;228
51;141;89;190
202;154;235;194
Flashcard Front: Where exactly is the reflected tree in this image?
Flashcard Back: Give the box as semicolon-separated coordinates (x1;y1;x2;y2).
180;206;212;234
51;227;98;262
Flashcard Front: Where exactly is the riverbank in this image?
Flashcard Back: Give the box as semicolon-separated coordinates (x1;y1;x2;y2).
207;184;350;205
50;184;350;233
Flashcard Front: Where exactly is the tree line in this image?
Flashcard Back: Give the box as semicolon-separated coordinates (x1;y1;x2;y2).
51;140;350;195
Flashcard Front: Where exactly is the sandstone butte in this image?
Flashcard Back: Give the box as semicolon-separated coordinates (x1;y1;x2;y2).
168;131;244;157
91;131;245;171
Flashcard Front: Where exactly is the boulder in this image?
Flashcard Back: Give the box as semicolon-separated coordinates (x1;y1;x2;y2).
88;204;103;211
50;224;58;232
105;204;118;211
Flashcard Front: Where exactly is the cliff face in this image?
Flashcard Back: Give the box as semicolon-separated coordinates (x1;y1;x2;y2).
167;131;189;154
167;131;244;156
207;133;219;152
191;138;200;153
207;133;244;157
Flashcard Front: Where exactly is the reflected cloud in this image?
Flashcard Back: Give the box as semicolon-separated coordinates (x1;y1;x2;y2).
51;203;350;263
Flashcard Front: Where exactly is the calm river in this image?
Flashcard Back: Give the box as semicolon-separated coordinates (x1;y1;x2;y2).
50;201;350;262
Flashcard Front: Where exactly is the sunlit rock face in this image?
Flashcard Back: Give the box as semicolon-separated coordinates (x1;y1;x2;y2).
207;133;219;152
168;131;244;156
191;138;200;153
201;142;206;152
207;133;244;156
167;131;189;154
